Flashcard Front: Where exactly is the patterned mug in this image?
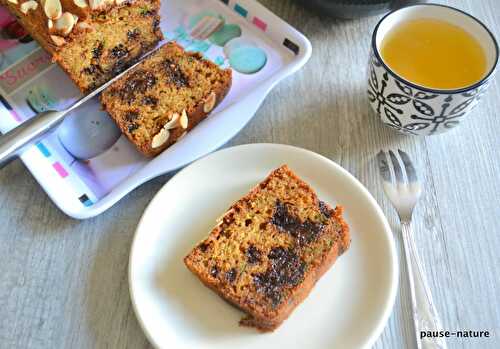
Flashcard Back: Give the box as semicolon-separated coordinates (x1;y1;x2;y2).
368;4;499;135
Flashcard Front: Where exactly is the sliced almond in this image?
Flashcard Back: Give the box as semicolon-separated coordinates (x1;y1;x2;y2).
115;0;127;4
44;0;62;20
50;34;66;46
169;112;180;121
163;112;180;130
7;0;18;4
73;14;79;25
76;21;92;30
20;0;38;14
151;128;170;149
89;0;106;10
73;0;88;8
203;92;216;113
54;12;75;36
179;109;188;129
48;19;53;30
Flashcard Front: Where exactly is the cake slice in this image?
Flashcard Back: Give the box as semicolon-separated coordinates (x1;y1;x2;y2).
184;165;350;331
100;41;232;157
1;0;163;92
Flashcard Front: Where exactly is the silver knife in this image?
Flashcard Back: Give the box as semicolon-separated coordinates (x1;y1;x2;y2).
0;46;161;168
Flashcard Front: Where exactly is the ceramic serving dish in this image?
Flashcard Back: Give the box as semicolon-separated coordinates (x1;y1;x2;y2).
0;0;312;218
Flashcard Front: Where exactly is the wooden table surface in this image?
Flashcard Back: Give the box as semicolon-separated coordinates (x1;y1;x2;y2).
1;0;499;348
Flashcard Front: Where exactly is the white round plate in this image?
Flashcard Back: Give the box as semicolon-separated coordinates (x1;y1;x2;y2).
129;143;398;349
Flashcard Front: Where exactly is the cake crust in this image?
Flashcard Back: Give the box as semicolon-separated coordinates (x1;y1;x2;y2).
184;165;350;331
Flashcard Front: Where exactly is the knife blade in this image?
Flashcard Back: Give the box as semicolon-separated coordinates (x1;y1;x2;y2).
0;45;161;168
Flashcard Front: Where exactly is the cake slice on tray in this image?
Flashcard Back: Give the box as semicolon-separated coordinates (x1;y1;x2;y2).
100;41;232;157
184;165;350;331
1;0;163;92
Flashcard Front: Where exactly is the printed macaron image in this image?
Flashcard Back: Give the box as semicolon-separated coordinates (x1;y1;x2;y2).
224;38;267;74
26;85;59;113
210;24;242;46
188;10;225;41
185;10;267;74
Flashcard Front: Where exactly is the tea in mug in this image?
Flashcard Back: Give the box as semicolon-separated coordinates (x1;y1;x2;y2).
380;18;487;89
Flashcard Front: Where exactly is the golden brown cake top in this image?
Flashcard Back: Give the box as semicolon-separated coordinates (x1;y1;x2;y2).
5;0;150;47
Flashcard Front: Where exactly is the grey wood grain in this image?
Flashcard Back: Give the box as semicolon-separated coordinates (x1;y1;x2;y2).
1;0;499;348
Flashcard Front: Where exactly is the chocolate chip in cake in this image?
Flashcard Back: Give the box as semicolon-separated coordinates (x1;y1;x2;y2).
163;59;189;88
82;64;100;75
152;18;160;31
253;247;306;307
271;200;325;245
210;266;218;278
246;245;261;264
92;42;104;59
128;123;139;132
118;70;157;102
319;201;332;218
110;44;129;59
199;242;209;252
125;111;139;122
111;57;138;76
142;71;157;89
142;96;158;106
140;41;152;50
225;268;237;283
127;28;141;41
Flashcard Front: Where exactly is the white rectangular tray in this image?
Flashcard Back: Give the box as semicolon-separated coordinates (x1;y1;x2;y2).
0;0;311;218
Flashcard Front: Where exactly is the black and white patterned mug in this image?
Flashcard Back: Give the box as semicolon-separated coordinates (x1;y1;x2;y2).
368;4;499;135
